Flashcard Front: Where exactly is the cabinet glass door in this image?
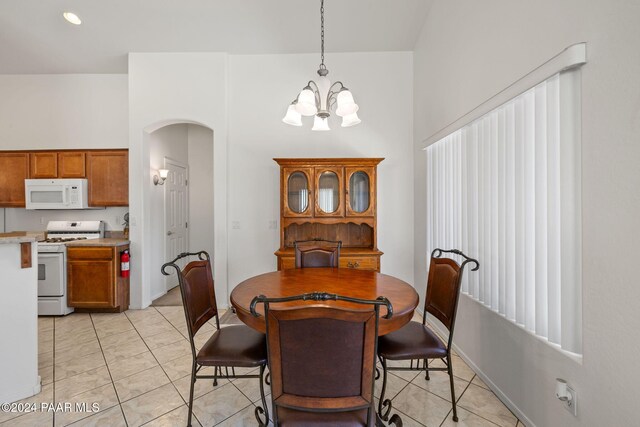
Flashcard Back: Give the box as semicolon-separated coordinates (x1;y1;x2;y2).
287;171;310;214
317;171;340;213
346;167;374;217
349;171;370;213
314;167;344;217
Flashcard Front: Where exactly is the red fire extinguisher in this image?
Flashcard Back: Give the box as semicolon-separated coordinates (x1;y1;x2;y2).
121;250;130;278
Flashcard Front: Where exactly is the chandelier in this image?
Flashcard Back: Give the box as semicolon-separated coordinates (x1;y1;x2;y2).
282;0;361;130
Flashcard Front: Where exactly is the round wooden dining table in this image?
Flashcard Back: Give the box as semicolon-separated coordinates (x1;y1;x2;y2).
230;268;419;336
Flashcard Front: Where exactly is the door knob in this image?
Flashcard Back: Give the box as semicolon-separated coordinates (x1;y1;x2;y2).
167;231;173;236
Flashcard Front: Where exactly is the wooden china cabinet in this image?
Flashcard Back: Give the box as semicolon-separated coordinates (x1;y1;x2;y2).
274;158;383;271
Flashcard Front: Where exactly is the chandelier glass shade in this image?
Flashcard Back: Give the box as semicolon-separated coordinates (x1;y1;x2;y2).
282;0;361;130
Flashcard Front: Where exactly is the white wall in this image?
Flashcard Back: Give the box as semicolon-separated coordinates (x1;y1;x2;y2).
0;241;38;403
0;74;127;149
187;125;215;262
0;74;129;234
3;207;129;234
227;52;414;292
128;52;228;309
413;1;640;426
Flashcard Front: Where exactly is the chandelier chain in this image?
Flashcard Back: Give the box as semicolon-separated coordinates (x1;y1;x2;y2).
320;0;325;69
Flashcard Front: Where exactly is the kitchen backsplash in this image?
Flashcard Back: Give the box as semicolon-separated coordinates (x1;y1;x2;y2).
1;207;129;233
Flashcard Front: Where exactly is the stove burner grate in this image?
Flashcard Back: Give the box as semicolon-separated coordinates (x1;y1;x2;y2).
43;237;89;243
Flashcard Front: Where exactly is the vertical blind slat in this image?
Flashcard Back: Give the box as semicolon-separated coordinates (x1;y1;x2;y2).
547;75;562;345
490;112;499;310
471;125;480;297
498;108;507;315
534;83;549;337
515;97;526;326
524;90;536;332
505;102;517;321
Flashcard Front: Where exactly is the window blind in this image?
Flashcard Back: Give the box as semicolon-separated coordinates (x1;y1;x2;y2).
426;70;582;354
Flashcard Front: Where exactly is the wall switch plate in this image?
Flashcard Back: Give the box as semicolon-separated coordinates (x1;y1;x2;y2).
268;220;277;230
563;386;577;416
232;221;240;230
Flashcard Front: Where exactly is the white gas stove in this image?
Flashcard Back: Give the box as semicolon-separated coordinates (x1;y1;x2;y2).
37;221;104;315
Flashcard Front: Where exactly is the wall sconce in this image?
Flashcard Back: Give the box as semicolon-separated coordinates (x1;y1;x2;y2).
153;169;169;186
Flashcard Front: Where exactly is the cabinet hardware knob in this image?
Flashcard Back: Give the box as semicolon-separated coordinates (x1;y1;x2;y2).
347;261;360;268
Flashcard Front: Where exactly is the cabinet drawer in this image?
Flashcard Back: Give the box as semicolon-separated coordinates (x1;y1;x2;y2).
68;247;113;260
340;256;378;271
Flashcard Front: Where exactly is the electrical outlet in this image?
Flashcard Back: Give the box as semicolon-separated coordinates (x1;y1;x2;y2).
232;221;240;230
563;386;577;416
40;217;44;225
268;220;277;230
115;216;121;225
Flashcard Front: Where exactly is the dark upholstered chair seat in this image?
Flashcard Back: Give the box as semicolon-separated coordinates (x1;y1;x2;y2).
197;324;267;367
278;407;371;427
378;321;447;360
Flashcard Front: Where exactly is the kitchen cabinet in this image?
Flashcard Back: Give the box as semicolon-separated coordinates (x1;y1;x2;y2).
29;152;58;178
274;158;383;271
58;152;86;178
31;151;86;178
87;150;129;206
67;244;129;312
0;152;29;207
0;149;128;207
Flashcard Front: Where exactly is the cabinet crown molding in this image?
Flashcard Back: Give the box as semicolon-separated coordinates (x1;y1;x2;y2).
274;158;384;167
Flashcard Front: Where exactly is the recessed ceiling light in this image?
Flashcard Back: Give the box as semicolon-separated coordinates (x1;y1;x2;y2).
63;12;82;25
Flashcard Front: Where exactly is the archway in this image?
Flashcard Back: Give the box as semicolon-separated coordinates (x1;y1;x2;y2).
128;119;228;309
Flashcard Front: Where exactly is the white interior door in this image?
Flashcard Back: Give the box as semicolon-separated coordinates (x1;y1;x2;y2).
165;159;189;292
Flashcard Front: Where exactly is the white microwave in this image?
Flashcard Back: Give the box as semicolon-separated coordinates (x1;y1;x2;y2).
25;179;90;209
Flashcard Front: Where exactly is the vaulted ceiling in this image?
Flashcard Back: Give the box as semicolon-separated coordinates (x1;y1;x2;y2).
0;0;432;74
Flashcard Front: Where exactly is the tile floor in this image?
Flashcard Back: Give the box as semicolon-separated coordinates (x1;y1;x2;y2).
1;307;523;427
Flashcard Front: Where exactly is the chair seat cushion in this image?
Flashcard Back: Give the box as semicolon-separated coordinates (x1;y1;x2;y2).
377;321;448;360
196;324;267;367
278;407;371;427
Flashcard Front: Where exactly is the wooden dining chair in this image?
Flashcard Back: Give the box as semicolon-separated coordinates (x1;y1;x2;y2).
294;239;342;268
161;251;269;427
249;292;402;427
376;249;479;423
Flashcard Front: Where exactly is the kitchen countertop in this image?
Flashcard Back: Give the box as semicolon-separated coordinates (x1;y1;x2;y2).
0;232;44;245
65;238;130;247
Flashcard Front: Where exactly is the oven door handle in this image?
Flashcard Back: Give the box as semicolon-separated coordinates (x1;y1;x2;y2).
38;253;63;259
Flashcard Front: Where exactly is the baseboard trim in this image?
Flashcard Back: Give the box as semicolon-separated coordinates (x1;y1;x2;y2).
416;309;536;427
